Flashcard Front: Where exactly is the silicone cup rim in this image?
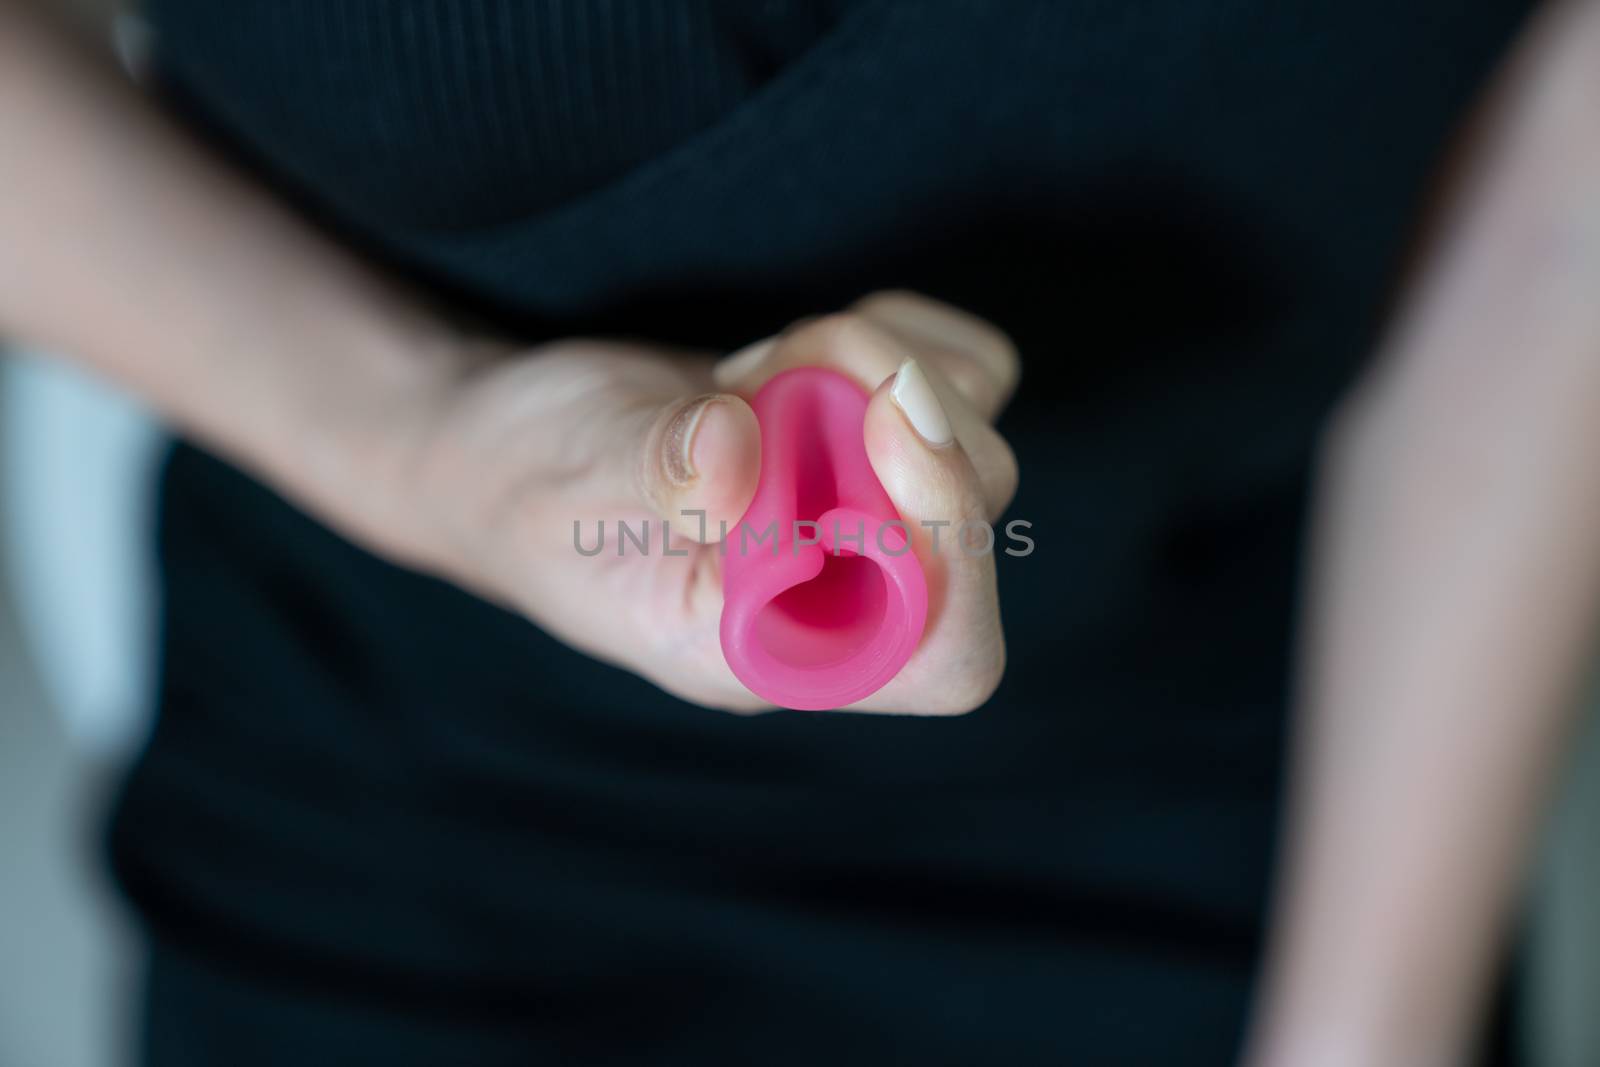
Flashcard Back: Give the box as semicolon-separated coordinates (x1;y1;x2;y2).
719;507;927;710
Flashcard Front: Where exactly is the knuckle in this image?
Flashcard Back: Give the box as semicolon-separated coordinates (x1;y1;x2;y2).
940;357;1000;415
961;326;1020;397
780;311;902;371
986;434;1021;516
782;310;858;351
854;292;1021;408
986;328;1022;380
851;288;929;318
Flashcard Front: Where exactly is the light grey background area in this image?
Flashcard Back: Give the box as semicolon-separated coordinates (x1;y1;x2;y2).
1528;692;1600;1067
0;579;139;1067
2;351;155;1067
1;349;1598;1066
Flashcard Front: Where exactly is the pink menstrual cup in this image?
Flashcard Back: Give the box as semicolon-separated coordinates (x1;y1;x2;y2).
719;367;928;710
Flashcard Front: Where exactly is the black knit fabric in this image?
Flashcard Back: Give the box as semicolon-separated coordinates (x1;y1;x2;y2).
110;2;1533;1064
143;0;863;230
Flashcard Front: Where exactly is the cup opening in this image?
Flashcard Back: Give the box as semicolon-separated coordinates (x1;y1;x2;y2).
752;551;889;670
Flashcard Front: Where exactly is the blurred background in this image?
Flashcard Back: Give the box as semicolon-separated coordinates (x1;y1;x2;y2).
2;348;158;1067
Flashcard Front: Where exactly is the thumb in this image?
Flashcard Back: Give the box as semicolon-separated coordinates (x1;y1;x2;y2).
629;392;761;542
861;358;1007;712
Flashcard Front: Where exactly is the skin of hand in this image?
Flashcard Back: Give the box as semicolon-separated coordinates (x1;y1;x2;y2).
393;293;1020;713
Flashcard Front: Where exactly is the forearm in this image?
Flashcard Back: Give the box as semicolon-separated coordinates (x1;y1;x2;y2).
0;3;463;560
1250;3;1600;1064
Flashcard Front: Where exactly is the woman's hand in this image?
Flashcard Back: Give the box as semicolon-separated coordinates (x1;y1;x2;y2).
394;292;1020;713
0;12;1018;715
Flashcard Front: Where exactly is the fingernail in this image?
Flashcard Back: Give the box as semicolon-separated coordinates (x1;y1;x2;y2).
664;395;722;486
890;359;954;446
712;337;775;388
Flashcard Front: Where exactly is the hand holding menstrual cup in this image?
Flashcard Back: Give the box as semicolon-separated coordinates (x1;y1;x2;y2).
719;367;928;710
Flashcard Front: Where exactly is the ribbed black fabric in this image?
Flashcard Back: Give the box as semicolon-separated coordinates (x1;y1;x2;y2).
110;2;1533;1064
145;0;860;230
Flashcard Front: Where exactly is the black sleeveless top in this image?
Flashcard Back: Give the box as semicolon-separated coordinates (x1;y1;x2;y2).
109;3;1531;1063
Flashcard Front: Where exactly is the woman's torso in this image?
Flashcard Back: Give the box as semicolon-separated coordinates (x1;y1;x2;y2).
111;2;1530;1062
